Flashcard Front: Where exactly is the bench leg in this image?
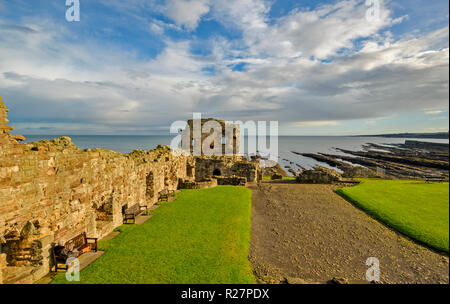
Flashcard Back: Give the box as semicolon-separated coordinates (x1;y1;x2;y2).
54;263;68;273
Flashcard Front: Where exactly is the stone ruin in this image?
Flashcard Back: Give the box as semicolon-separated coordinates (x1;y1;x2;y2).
193;156;260;185
178;118;262;188
180;118;241;156
295;165;379;184
0;97;260;284
296;166;343;184
270;174;283;180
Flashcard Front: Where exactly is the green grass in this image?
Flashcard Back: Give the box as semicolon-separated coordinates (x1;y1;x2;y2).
335;179;449;252
262;176;296;180
52;186;254;284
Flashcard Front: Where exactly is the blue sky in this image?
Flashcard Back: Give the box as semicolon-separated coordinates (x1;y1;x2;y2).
0;0;448;135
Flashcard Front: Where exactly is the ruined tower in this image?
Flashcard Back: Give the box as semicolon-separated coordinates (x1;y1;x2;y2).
180;118;241;156
0;97;25;145
0;97;12;145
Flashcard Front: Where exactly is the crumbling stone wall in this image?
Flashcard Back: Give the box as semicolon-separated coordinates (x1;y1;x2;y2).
194;156;260;183
296;166;342;184
0;98;191;283
178;178;218;189
214;176;247;186
0;98;260;284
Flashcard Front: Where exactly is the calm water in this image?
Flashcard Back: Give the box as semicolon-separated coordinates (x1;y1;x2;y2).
23;135;449;174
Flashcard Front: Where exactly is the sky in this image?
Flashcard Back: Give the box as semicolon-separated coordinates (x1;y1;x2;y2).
0;0;448;135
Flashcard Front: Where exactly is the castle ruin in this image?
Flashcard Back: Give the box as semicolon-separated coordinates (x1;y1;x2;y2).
0;97;260;284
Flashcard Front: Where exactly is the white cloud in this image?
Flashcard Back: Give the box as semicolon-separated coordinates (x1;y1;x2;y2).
425;127;449;132
164;0;210;30
425;110;443;115
0;1;448;134
149;22;164;35
430;116;448;120
291;121;340;127
210;0;398;60
264;0;394;59
211;0;269;31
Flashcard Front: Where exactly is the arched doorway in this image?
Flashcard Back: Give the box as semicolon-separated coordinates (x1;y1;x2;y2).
186;164;194;178
213;169;221;176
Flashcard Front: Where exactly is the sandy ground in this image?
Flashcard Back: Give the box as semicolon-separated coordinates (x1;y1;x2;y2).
248;181;449;284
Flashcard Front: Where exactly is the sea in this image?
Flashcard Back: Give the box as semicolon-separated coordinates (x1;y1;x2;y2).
23;135;449;175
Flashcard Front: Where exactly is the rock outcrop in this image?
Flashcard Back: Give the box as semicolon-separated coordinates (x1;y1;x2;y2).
293;139;449;180
296;167;342;184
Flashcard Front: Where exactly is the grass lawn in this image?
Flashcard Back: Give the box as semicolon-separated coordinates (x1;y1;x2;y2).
52;186;254;284
336;179;449;252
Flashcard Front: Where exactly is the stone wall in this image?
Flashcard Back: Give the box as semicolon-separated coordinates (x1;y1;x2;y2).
0;98;192;283
214;176;247;186
296;167;342;184
0;97;260;284
194;156;261;183
178;178;218;189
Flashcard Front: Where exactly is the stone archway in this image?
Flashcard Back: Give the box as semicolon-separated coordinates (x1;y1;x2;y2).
213;169;221;176
186;163;194;178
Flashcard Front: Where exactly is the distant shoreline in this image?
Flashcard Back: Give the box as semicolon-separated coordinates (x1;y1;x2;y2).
354;132;449;139
21;132;450;139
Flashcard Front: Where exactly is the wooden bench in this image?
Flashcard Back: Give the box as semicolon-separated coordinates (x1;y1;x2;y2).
123;204;148;224
52;232;98;272
158;189;176;202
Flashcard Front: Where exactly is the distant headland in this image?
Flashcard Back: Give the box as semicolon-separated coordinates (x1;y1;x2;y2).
355;132;449;139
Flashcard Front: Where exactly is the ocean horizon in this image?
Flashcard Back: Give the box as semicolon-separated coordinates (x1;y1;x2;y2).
22;135;449;174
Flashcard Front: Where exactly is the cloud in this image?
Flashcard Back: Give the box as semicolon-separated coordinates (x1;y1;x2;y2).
257;0;395;59
425;127;449;132
164;0;210;30
291;121;340;127
209;0;400;60
0;23;38;34
211;0;269;31
198;24;449;123
430;116;448;121
425;110;443;115
149;22;164;35
0;1;448;135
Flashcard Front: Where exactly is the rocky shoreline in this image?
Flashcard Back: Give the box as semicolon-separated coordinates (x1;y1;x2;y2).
292;140;449;180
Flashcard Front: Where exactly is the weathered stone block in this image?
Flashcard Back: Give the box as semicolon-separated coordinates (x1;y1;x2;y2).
296;167;342;184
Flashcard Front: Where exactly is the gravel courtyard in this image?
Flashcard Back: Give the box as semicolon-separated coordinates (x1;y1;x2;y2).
248;181;449;284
